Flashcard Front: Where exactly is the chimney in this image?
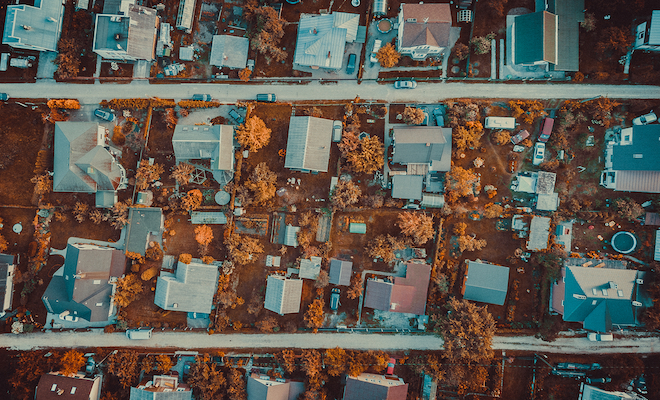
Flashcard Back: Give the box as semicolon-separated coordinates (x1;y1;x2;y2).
22;25;32;30
327;51;331;59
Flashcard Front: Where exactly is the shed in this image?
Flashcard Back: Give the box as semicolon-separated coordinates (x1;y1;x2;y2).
299;256;322;280
391;175;423;200
527;216;551;251
190;211;227;224
421;194;445;208
536;192;559;211
349;223;366;234
555;220;573;252
329;259;352;286
264;275;303;315
463;261;510;306
373;0;387;16
283;225;300;247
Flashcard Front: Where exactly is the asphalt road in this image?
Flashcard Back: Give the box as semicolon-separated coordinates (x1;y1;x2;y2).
2;331;660;353
1;81;659;104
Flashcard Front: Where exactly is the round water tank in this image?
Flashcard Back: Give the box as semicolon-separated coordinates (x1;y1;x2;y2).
215;190;230;206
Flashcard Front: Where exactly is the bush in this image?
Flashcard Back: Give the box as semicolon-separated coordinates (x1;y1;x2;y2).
453;43;469;60
179;254;193;264
177;100;221;108
470;36;491;55
112;126;126;146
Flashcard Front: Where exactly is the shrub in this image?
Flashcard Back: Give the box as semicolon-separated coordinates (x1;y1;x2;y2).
470;36;491;55
179;254;193;264
176;100;221;108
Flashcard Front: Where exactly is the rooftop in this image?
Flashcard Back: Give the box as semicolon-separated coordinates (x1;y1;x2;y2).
210;35;249;69
284;116;333;172
2;0;65;52
154;259;220;314
463;261;510;306
400;3;452;49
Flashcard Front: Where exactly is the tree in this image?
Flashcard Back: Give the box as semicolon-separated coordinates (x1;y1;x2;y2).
580;12;596;31
304;299;325;330
398;212;434;245
331;179;362;210
60;350;85;376
491;130;511;145
375;43;400;68
446;166;480;202
453;121;484;150
314;270;329;288
235;116;272;152
483;203;504;219
457;235;487;252
135;160;164;190
596;27;632;56
227;368;247;400
245;162;277;204
179;253;193;264
182;189;203;211
471;33;495;54
31;173;53;195
188;354;227;400
245;1;287;63
402;106;425;125
508;100;547;125
614;197;644;221
347;351;370;376
438;298;496;363
453;43;469;60
225;233;264;265
346;274;363;299
170;163;195;185
114;274;143;308
0;235;7;253
300;349;322;378
325;347;347;376
238;67;252;82
107;351;139;388
278;349;296;374
145;242;163;261
195;225;214;254
365;234;406;263
54;38;81;79
342;135;384;174
256;316;279;332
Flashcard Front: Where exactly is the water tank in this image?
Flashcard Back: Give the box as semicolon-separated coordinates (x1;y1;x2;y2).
373;0;387;16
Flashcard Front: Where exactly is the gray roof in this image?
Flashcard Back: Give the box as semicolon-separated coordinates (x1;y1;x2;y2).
53;122;125;193
343;374;409;400
329;258;352;286
549;0;584;71
172;125;234;171
130;376;191;400
514;11;557;65
93;5;158;61
563;266;645;332
247;375;305;400
580;384;633;400
527;216;551;251
555;220;573;251
102;0;121;14
299;257;322;280
190;211;227;224
2;0;64;52
284;116;333;172
210;35;249;69
391;175;423;200
154;259;219;314
283;225;300;247
611;125;660;171
463;261;510;305
536;193;559;211
124;207;164;255
293;12;359;69
392;126;451;170
264;275;303;315
649;10;660;45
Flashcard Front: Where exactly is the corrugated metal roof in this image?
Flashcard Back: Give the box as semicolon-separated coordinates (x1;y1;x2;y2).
190;212;227;224
264;275;303;315
2;0;64;52
172;125;234;171
344;374;408;400
284;116;333;172
655;229;660;261
299;256;322;280
463;261;510;306
391;175;423;200
293;13;359;69
329;259;352;286
421;194;445;208
175;0;196;31
349;223;366;234
126;5;158;61
392;126;450;166
650;10;660;45
154;259;219;314
283;225;300;247
552;0;582;71
210;35;249;69
614;170;660;193
527;216;551;251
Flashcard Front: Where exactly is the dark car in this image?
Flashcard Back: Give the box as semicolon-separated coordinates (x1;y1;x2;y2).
586;376;611;384
228;108;244;124
330;288;341;311
0;93;8;101
346;53;356;75
256;93;276;103
94;109;115;122
192;94;212;101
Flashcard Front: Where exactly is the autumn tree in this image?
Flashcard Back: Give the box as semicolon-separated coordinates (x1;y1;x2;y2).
596;27;633;56
225;232;264;265
31;173;53;195
325;347;347;376
445;166;480;202
245;162;277;204
170;163;195;185
235;116;272;152
188;354;227;400
402;106;426;125
453;121;484;150
54;38;81;79
304;299;325;331
508;100;547;125
457;235;487;252
0;235;7;253
238;67;252;82
614;198;644;221
471;34;495;55
491;130;511;145
340;134;384;174
60;350;85;376
278;349;296;374
331;179;362;210
114;274;143;308
314;270;329;289
227;368;247;400
437;297;496;363
245;0;287;63
107;351;139;388
366;234;407;263
256;316;279;332
375;43;400;68
453;43;469;60
135;160;164;190
181;189;203;211
195;225;214;255
398;212;434;245
346;274;363;299
483;203;504;219
300;349;322;378
11;351;61;399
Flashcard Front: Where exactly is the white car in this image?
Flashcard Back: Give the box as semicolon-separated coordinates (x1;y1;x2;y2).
394;80;417;89
332;120;342;142
370;39;382;63
532;142;545;166
632;111;657;125
588;332;613;341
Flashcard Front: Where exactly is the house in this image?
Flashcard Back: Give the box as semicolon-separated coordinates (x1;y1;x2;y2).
264;275;303;315
172;124;235;186
154;258;220;314
550;264;650;332
2;0;64;52
175;0;196;34
36;372;102;400
364;263;431;315
0;253;16;318
209;35;249;69
555;220;574;252
93;1;159;61
510;0;584;71
397;3;453;61
130;375;192;400
284;116;333;173
601;125;660;193
247;374;305;400
42;243;126;324
293;12;359;70
526;216;551;251
53;122;127;208
123;207;164;256
329;259;352;286
578;383;640;400
462;261;510;306
513;171;556;194
634;10;660;52
299;256;322;280
343;373;408;400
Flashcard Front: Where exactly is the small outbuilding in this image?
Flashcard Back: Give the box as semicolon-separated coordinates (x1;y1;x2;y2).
329;259;352;286
462;261;510;306
264;275;303;315
299;256;322;280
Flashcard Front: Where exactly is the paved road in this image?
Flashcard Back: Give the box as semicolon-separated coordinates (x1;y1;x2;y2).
2;331;660;353
1;81;658;103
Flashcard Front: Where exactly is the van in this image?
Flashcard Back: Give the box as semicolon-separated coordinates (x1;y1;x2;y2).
256;94;276;103
588;333;613;341
126;328;153;340
485;117;516;130
538;117;554;142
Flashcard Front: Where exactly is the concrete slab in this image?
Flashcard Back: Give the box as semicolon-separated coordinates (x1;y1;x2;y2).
37;51;57;80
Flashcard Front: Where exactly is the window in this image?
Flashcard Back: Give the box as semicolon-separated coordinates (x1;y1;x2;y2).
93;280;101;285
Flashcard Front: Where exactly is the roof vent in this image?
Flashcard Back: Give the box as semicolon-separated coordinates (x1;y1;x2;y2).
617;290;624;297
311;28;317;34
71;387;77;394
172;303;178;308
114;33;122;41
636;279;644;284
632;301;642;307
57;388;64;395
573;294;586;300
47;17;57;22
51;384;57;391
426;143;430;146
633;154;643;158
609;281;617;289
21;25;31;30
406;18;417;23
276;378;286;383
592;288;598;295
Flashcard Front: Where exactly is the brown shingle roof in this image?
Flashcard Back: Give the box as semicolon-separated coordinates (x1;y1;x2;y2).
401;4;452;48
36;373;97;400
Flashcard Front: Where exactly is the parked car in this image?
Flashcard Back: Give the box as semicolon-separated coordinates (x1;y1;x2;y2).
394;80;417;89
126;328;153;340
370;39;382;63
538;117;554;142
386;358;396;375
586;376;611;384
256;93;276;102
94;109;115;122
228;108;244;124
346;53;357;75
333;120;343;142
633;111;657;125
330;288;341;311
0;93;8;101
634;375;648;394
192;94;212;101
532;142;545;166
587;332;613;341
555;362;601;371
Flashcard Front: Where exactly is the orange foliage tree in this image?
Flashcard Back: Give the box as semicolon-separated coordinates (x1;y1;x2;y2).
235;116;272;152
245;0;287;63
304;299;325;331
325;347;347;376
195;225;214;254
453;121;484;150
238;68;252;82
437;297;496;363
60;350;86;376
331;179;362;210
182;189;203;211
397;212;434;245
245;162;277;204
339;134;384;174
376;43;400;68
402;106;425;125
445;166;480;202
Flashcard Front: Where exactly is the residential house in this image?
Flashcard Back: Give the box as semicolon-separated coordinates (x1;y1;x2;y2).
0;253;16;318
299;256;322;280
154;258;220;314
93;1;159;61
343;373;408;400
364;263;431;315
634;10;660;52
578;383;641;400
264;275;303;315
284;116;333;173
2;0;64;52
210;35;249;69
329;259;352;286
123;207;164;256
172;124;235;186
247;374;305;400
510;0;584;71
462;261;510;306
175;0;196;34
36;372;102;400
42;243;126;324
130;375;191;400
397;3;453;61
53;122;127;208
601;125;660;193
550;264;650;332
527;216;551;251
293;12;359;70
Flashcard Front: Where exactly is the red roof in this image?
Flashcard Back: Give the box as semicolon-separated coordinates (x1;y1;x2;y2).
364;263;431;315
